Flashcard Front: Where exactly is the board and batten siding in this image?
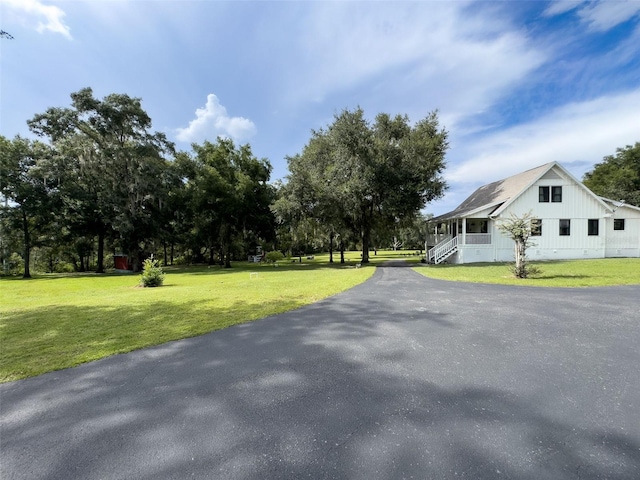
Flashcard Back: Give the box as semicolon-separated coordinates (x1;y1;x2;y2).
446;163;640;264
605;206;640;257
491;167;616;261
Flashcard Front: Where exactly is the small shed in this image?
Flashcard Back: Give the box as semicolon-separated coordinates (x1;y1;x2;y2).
113;254;130;270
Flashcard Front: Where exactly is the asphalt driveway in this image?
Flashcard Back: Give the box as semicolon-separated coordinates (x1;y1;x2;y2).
1;263;639;479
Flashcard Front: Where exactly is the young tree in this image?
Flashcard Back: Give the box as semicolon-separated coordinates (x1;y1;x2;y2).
583;142;640;207
496;211;539;279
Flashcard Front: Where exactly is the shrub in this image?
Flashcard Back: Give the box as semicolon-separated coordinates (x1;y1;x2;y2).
264;250;285;265
139;256;165;287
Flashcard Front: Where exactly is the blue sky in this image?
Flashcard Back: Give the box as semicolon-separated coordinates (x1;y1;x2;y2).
1;0;639;215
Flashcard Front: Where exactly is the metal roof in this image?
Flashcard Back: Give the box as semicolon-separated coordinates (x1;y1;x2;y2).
432;163;555;221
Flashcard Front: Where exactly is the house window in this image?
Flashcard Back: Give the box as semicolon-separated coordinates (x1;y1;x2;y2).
531;218;542;236
588;219;599;236
614;219;625;231
539;186;549;202
559;219;571;236
552;186;562;202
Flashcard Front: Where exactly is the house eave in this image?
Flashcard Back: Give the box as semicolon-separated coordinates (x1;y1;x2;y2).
431;202;504;222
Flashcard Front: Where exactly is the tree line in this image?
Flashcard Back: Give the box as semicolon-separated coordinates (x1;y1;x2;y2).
3;88;635;278
1;88;447;277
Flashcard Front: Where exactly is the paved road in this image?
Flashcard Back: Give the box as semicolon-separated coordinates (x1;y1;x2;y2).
2;263;639;479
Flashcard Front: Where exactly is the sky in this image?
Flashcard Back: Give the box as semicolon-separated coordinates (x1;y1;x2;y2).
1;0;639;216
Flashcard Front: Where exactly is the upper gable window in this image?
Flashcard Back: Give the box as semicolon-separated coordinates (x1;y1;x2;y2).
614;219;625;231
539;186;549;202
552;186;562;202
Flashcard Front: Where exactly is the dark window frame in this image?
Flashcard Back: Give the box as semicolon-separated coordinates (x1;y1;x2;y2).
613;219;625;231
559;219;571;236
539;186;549;203
588;219;599;236
551;186;562;202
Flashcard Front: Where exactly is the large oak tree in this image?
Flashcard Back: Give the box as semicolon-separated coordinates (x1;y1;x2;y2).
28;88;174;272
281;107;448;263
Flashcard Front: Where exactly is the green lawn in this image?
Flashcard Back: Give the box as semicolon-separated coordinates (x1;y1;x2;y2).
7;251;631;383
414;258;640;287
1;253;383;383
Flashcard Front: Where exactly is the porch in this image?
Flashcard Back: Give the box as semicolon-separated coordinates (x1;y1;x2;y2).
426;218;492;264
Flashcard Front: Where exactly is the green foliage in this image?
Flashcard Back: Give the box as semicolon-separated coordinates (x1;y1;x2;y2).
264;250;285;264
276;107;448;265
0;135;58;278
139;256;165;287
583;142;640;207
496;211;540;279
28;88;175;273
180;139;275;268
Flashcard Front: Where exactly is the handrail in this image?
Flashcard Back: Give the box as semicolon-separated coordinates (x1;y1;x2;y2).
428;236;458;264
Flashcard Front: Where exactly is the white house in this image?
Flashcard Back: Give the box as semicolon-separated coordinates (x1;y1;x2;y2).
428;162;640;264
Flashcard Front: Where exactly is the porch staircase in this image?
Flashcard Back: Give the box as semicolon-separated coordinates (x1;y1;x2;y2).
428;236;458;264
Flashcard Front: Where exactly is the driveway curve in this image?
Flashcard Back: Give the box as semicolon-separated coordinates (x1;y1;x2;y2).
2;263;639;479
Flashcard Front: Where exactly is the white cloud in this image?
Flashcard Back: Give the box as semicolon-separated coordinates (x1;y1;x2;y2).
176;94;257;144
447;89;640;186
578;0;640;31
543;1;586;17
278;2;545;131
544;0;640;31
1;0;71;39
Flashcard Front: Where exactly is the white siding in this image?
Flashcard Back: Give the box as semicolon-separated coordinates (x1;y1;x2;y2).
492;166;615;261
604;206;640;257
447;164;640;264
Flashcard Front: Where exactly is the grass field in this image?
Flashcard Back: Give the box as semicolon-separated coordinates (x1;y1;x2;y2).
415;258;640;287
0;250;422;383
0;254;373;382
4;251;636;383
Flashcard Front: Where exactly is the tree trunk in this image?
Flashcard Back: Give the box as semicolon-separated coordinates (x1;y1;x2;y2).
340;240;345;264
131;252;141;272
329;232;334;263
163;242;168;267
514;238;527;278
361;227;370;264
96;231;105;273
224;227;232;268
170;242;174;266
21;210;31;278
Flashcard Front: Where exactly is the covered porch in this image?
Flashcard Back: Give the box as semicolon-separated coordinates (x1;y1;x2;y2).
426;217;493;264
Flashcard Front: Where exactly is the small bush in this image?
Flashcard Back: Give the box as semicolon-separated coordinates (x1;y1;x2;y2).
140;256;165;287
264;250;285;265
508;263;541;278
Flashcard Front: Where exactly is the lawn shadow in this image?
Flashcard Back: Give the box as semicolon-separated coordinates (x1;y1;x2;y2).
2;282;639;479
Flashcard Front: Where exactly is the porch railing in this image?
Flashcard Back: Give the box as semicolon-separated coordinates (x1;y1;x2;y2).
465;233;492;245
428;236;458;264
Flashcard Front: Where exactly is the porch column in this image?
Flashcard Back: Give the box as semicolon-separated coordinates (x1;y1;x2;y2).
461;218;466;245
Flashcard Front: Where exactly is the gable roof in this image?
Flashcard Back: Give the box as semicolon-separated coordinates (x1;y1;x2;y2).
433;163;555;221
433;161;613;221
